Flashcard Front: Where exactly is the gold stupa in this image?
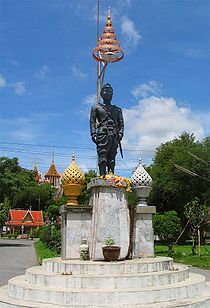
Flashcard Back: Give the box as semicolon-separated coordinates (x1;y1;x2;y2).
62;154;85;206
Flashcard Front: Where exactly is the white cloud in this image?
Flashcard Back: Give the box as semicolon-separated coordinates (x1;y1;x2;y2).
123;96;204;153
132;81;163;98
10;81;26;95
0;74;6;88
71;66;88;79
35;65;50;80
83;93;96;107
79;93;97;117
0;73;26;95
121;15;141;49
0;113;60;142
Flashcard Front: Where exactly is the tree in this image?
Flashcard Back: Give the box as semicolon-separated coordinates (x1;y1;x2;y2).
184;197;208;256
12;184;55;211
0;197;10;234
0;157;34;203
153;210;182;256
148;133;210;219
78;170;97;205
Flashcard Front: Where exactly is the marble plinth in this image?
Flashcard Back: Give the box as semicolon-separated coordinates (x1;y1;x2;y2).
88;178;130;260
133;206;156;258
1;257;210;307
60;205;92;259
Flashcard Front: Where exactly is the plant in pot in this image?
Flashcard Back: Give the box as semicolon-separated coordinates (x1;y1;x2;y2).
102;237;121;262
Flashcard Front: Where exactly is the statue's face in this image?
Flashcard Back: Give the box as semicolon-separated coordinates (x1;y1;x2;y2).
101;87;113;102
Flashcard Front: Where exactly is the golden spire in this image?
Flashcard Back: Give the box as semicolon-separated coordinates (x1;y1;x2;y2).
34;163;38;175
106;7;112;27
44;148;60;178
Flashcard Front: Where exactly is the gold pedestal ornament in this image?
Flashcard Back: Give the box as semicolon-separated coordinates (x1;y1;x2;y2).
62;154;85;206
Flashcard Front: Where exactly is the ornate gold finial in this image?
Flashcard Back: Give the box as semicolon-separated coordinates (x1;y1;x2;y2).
34;163;38;174
62;153;85;206
92;6;124;63
106;7;112;26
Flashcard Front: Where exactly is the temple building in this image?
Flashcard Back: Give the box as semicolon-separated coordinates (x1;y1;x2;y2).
6;209;44;236
44;153;61;188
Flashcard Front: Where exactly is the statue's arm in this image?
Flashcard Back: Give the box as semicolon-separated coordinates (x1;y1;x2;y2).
90;106;97;143
118;108;124;140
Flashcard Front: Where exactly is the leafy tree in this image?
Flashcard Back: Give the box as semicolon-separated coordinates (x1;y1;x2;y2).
0;197;10;234
184;197;208;256
0;157;34;203
46;204;60;221
153;210;182;256
78;170;97;205
12;184;55;211
148;133;210;219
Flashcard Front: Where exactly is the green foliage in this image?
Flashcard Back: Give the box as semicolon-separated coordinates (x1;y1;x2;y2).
148;133;210;218
30;227;43;239
184;197;208;231
0;157;34;203
34;241;59;264
104;237;115;246
39;225;61;254
127;191;137;206
46;204;60;221
155;244;210;269
78;170;97;205
153;210;182;255
12;184;55;211
0;197;10;231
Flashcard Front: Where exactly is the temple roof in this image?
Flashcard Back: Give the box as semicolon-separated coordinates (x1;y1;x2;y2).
7;209;44;226
44;161;61;178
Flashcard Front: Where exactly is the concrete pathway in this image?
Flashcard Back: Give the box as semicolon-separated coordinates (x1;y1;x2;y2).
188;266;210;282
0;239;38;286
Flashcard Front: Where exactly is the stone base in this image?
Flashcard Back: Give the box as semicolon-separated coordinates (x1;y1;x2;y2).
60;205;92;260
88;178;130;260
1;257;210;307
133;206;156;258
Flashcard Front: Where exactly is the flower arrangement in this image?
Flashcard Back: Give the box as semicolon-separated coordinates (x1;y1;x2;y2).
100;174;132;192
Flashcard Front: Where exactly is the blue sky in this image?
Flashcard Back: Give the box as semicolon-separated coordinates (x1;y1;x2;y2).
0;0;210;178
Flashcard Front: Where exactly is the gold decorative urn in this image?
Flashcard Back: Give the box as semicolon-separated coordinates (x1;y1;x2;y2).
61;154;85;206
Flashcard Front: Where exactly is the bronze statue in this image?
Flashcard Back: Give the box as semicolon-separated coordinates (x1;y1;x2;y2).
90;83;124;176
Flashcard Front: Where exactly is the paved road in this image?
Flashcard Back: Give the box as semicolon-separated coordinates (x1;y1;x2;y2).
0;239;38;286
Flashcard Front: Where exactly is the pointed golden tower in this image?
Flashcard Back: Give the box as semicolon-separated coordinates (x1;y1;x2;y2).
62;154;85;206
44;148;61;187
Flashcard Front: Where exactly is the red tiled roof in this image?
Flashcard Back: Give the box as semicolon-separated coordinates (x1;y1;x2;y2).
7;209;44;227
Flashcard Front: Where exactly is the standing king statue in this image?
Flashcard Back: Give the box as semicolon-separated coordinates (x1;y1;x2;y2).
90;83;124;176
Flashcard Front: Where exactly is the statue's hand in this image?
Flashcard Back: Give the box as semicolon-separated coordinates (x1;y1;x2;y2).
91;134;97;144
119;133;123;141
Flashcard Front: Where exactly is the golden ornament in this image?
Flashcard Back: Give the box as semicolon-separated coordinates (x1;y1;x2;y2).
61;154;85;206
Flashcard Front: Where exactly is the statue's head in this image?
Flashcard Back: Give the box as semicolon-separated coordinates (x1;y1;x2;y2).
100;83;113;102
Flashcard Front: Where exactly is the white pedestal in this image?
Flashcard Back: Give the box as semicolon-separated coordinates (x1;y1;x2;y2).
88;178;130;260
133;205;156;258
60;205;92;260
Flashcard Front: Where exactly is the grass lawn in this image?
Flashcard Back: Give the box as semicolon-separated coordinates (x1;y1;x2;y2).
34;240;60;264
155;243;210;269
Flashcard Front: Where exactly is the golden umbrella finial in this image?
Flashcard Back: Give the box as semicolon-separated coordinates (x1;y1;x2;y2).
92;7;124;63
